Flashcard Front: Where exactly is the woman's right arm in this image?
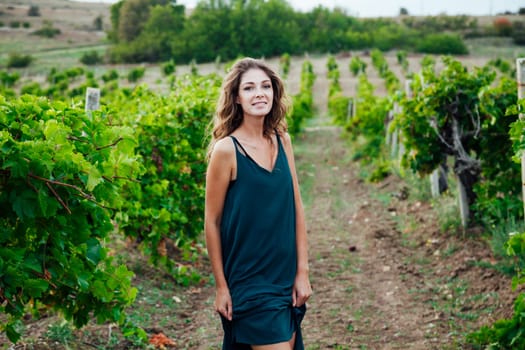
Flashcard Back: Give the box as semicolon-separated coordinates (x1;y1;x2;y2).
204;138;235;321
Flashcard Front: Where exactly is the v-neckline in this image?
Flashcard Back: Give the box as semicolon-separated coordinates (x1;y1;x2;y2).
231;135;279;174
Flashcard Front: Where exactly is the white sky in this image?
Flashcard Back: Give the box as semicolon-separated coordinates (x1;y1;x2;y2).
74;0;524;17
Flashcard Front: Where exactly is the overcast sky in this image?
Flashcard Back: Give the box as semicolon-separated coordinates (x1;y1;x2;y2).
75;0;524;17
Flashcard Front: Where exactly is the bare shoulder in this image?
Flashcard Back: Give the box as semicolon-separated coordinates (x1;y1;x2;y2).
279;131;293;150
210;137;235;160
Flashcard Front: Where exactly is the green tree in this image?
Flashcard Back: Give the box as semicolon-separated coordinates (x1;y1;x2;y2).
176;0;234;62
108;0;124;42
93;15;103;31
117;0;170;43
302;6;355;53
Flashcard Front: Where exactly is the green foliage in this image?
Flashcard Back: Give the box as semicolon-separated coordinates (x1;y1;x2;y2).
162;59;176;76
108;75;220;275
326;55;338;77
45;320;73;344
0;71;20;87
511;21;525;45
346;74;389;148
104;0;472;64
7;53;33;69
288;60;315;136
473;77;521;226
127;67;145;82
468;94;525;348
416;33;468;55
370;49;388;76
0;95;143;342
326;56;351;125
280;53;291;79
467;233;525;349
509;98;525;159
101;69;119;83
487;58;513;77
110;2;185;62
349;56;367;76
394;57;508;223
32;21;61;38
368;159;391;182
80;51;104;66
20;82;44;96
396;50;409;74
27;5;40;17
93;15;103;31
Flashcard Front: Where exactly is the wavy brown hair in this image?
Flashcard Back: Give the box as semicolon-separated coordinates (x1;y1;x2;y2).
207;57;289;158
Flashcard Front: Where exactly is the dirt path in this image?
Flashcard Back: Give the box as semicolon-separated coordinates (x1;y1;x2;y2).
296;126;431;349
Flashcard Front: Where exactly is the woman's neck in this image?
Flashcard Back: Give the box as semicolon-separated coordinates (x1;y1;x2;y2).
236;116;267;140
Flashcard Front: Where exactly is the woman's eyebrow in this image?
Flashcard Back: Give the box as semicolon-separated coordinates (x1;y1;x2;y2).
240;79;271;85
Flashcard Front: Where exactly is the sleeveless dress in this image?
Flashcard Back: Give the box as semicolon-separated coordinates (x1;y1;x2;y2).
219;133;306;349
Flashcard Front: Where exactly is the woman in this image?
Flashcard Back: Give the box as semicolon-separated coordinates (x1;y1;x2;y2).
205;57;312;350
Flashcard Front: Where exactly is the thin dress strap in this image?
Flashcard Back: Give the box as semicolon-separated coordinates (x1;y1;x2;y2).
230;134;280;173
229;135;249;155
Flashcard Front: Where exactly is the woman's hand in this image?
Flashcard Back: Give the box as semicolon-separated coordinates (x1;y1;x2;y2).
292;272;312;307
215;287;233;321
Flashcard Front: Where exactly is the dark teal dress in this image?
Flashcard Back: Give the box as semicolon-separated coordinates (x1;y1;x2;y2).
219;133;306;349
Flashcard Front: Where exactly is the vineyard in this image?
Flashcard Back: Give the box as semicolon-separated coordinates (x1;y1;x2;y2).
3;1;525;349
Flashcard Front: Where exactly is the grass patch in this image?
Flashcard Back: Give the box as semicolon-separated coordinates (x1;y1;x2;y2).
465;37;525;59
0;44;110;74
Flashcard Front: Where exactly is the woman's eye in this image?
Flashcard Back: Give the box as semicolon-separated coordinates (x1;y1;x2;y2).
263;84;272;89
243;86;253;91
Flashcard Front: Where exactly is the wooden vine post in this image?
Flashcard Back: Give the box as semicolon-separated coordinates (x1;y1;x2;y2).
85;87;100;113
457;174;469;227
517;58;525;221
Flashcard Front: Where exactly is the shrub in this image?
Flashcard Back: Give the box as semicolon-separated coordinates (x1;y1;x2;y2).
416;34;468;55
280;53;291;78
80;51;103;65
32;21;61;38
64;66;85;79
512;21;525;45
494;17;513;36
127;66;145;82
0;71;20;87
7;53;33;68
349;56;367;76
20;81;43;95
161;60;176;76
9;21;20;28
23;22;30;28
27;5;40;16
93;15;103;31
102;69;119;82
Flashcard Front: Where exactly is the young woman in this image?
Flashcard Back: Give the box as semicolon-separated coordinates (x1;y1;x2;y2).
205;57;311;350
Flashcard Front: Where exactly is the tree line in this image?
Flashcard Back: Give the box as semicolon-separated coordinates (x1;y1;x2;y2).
107;0;477;64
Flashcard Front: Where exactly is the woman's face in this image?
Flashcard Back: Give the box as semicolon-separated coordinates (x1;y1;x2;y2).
236;68;274;119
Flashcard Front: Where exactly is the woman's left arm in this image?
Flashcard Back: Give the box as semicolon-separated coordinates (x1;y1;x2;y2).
281;132;312;307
